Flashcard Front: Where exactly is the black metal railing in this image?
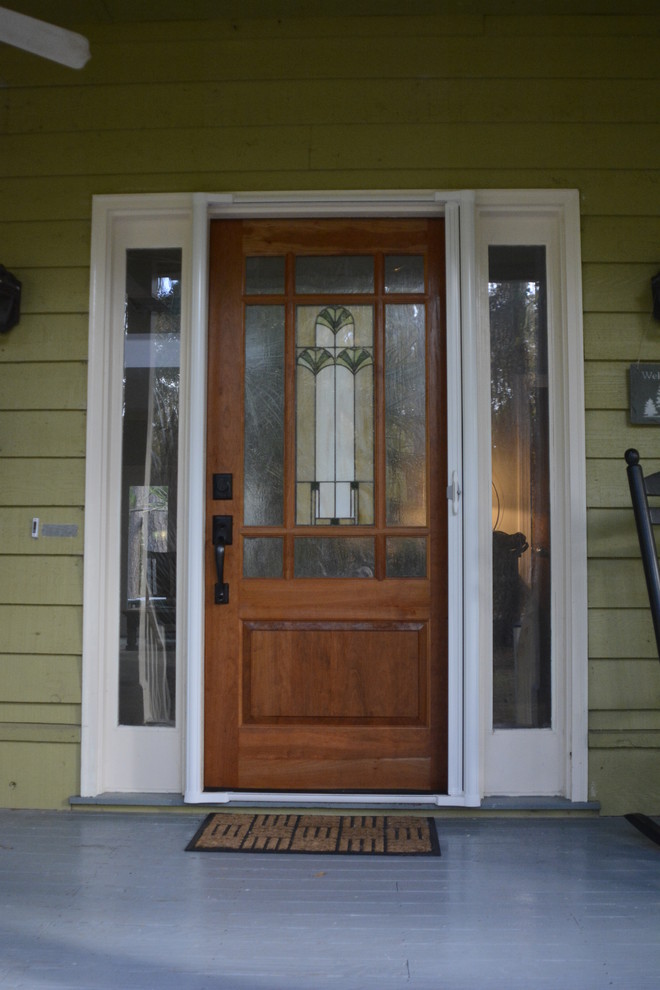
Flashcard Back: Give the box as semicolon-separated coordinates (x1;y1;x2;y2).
625;448;660;660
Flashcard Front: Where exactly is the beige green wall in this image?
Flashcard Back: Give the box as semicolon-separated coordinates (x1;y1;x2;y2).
0;9;658;811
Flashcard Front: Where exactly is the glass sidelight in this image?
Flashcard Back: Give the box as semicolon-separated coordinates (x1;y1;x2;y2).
489;246;551;729
118;249;181;727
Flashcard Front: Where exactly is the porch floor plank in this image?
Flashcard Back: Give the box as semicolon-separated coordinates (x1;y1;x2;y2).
0;811;658;989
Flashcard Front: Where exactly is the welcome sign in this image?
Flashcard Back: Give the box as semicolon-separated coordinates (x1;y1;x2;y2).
630;364;660;425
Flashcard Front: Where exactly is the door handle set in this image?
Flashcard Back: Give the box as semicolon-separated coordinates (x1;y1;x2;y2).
213;515;232;605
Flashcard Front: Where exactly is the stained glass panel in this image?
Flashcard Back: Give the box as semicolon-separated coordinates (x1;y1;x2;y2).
296;305;374;526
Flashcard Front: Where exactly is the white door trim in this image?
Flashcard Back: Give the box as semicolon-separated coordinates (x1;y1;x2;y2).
81;188;586;807
182;189;476;806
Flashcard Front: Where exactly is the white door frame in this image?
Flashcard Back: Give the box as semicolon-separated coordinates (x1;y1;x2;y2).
81;188;587;806
183;189;477;806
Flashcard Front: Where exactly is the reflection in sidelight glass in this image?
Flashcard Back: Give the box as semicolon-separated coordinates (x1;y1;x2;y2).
244;306;285;526
119;249;181;727
385;304;427;526
490;246;551;729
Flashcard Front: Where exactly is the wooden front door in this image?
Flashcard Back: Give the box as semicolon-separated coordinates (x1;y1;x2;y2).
204;218;447;793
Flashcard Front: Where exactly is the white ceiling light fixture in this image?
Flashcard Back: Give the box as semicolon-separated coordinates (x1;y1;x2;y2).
0;6;90;68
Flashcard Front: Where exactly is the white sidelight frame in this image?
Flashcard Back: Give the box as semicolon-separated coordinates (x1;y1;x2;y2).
81;189;586;807
81;199;193;795
476;191;588;802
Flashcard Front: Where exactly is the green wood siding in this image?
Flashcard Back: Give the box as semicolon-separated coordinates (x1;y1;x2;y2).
0;6;658;810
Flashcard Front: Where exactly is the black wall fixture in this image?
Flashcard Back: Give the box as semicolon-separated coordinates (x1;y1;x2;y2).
0;266;21;333
652;271;660;322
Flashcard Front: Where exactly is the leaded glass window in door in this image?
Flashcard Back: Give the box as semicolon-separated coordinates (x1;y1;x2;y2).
296;305;374;526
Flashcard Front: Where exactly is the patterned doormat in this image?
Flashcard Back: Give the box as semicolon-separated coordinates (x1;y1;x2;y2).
186;813;440;856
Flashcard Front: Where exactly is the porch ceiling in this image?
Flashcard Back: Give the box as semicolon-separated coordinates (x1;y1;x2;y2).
4;0;658;24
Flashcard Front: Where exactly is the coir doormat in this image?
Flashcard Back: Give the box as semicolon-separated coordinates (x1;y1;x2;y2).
186;813;440;856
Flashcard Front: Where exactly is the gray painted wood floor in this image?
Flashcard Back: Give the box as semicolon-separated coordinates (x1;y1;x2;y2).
0;810;658;989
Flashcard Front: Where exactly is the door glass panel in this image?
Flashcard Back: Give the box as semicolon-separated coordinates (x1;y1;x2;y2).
386;537;427;578
385;304;427;526
296;305;374;525
244;305;285;526
384;255;425;294
294;537;375;578
119;248;180;727
243;537;283;578
295;255;374;294
489;245;551;729
245;256;285;295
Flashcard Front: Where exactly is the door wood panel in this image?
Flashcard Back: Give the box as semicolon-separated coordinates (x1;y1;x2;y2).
204;218;447;793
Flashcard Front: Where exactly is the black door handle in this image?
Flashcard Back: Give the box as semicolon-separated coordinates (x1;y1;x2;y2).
215;539;229;605
213;515;232;605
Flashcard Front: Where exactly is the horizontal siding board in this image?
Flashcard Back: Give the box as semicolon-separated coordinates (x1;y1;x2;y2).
589;729;660;749
6;79;659;135
589;749;660;816
0;655;81;704
583;313;660;361
0;171;657;224
0;315;89;364
581;217;660;264
589;660;660;708
589;608;658;658
587;458;636;508
0;364;87;410
0;460;85;506
591;709;660;730
2;127;656;181
583;264;658;314
0;412;86;457
588;558;647;608
0;509;84;555
488;14;660;36
16;269;90;315
13;14;487;45
0;722;80;742
0;557;83;605
584;362;630;410
0;741;78;809
587;508;640;558
2;128;312;178
0;704;80;725
1;171;657;223
584;410;654;458
1;605;82;655
4;34;658;86
307;124;656;171
0;222;91;269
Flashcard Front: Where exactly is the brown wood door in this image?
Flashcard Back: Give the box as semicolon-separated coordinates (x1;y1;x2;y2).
204;218;447;792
